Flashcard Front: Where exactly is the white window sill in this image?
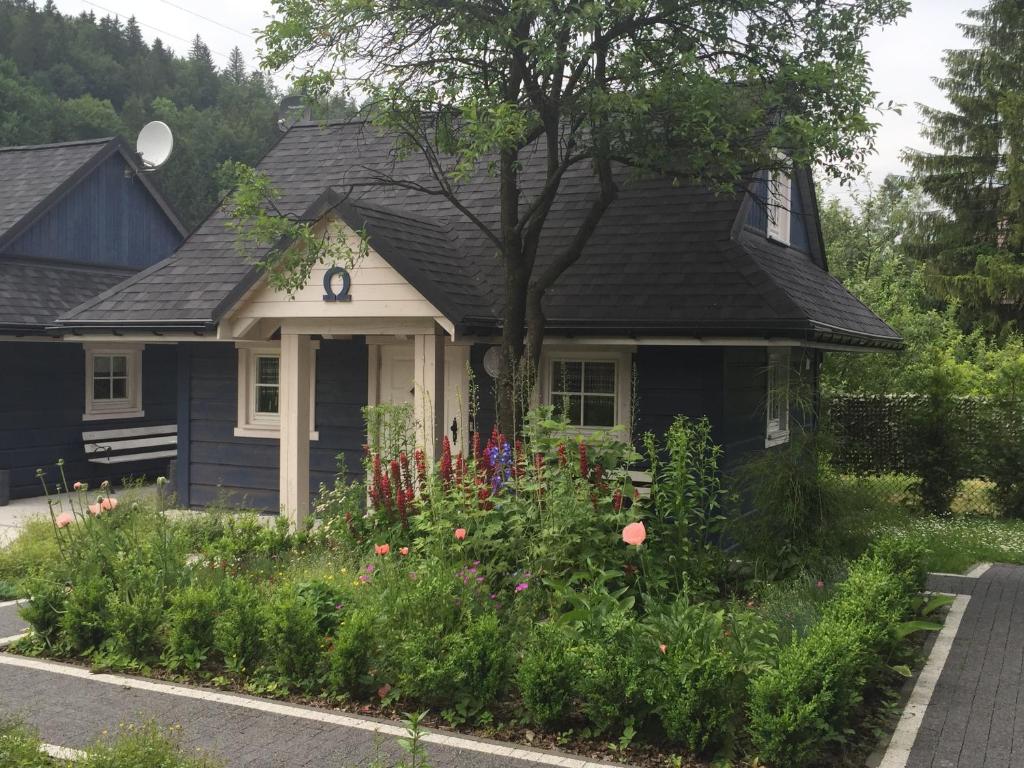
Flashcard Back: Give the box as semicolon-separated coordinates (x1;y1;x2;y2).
83;409;145;422
234;426;320;441
765;431;790;448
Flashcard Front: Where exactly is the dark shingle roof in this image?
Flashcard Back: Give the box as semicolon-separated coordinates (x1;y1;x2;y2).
0;255;134;332
0;138;113;246
58;120;900;348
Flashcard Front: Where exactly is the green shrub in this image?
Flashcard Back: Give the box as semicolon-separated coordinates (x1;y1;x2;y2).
213;579;265;674
165;582;222;671
747;543;923;767
0;719;49;768
20;574;68;647
656;644;742;755
261;584;323;686
104;563;167;662
0;519;61;595
61;569;111;653
327;608;375;696
516;622;581;726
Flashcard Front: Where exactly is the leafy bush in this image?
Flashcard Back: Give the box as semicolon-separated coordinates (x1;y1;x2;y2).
0;519;60;596
516;622;581;726
165;582;222;671
747;539;923;767
327;608;375;696
213;579;265;674
261;584;324;686
61;568;111;653
104;562;168;663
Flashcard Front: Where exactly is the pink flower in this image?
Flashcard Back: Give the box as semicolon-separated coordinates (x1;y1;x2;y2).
88;503;102;517
374;543;390;556
378;683;392;699
100;497;118;511
399;546;409;556
515;582;529;593
816;579;825;590
659;643;667;654
55;513;73;529
622;521;646;546
454;528;467;541
72;482;82;491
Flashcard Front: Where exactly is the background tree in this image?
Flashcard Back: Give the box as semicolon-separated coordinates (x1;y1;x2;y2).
252;0;909;431
904;0;1024;336
0;0;283;230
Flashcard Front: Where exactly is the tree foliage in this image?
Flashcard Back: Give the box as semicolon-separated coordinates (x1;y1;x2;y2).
251;0;908;430
821;177;1024;396
0;0;283;229
904;0;1024;335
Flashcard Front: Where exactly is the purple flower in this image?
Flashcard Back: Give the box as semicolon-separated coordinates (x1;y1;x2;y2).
476;576;485;583
515;582;529;593
365;563;375;574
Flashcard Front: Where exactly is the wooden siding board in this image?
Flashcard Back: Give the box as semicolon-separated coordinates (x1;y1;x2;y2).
0;342;177;499
634;347;725;445
6;153;182;268
721;347;768;468
186;338;368;513
176;344;192;507
469;343;498;437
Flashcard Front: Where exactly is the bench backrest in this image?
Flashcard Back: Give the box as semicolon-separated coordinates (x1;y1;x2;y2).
83;424;177;465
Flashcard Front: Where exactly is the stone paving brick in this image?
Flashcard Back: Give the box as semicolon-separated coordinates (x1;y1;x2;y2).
906;566;1024;767
0;602;27;638
0;660;619;768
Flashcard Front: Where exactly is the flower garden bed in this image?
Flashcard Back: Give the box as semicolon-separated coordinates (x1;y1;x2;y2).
10;409;936;768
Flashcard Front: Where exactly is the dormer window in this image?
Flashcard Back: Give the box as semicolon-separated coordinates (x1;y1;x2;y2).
766;163;791;245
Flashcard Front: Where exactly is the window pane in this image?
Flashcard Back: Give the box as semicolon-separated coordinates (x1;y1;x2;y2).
584;362;616;394
256;385;279;414
110;356;127;376
94;378;111;400
552;361;582;393
583;395;615;427
257;356;279;385
553;393;582;425
111;377;128;400
94;356;111;375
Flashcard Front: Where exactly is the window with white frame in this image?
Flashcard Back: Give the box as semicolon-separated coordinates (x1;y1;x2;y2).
235;343;319;440
765;349;791;447
83;346;143;420
766;165;791;245
541;349;633;434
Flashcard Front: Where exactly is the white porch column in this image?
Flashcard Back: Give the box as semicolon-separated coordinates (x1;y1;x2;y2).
413;325;445;462
279;333;311;529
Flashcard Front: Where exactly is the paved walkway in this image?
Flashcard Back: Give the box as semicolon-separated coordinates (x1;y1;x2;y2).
0;601;27;640
893;564;1024;768
0;493;52;546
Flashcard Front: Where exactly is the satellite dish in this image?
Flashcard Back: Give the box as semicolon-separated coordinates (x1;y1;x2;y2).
276;95;309;133
136;121;174;170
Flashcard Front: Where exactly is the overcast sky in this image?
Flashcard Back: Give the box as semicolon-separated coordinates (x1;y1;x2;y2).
51;0;988;197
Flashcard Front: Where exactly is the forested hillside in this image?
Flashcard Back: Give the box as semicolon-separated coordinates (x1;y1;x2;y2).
0;0;281;229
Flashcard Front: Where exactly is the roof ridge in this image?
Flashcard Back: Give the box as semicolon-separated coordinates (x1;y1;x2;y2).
0;137;115;152
0;253;137;274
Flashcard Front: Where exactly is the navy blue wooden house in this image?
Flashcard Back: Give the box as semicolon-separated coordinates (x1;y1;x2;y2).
0;137;186;501
56;121;902;524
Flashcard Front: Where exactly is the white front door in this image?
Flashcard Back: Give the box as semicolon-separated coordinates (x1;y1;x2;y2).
378;343;415;406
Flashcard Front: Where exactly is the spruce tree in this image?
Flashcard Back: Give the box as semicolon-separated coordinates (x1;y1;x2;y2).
905;0;1024;334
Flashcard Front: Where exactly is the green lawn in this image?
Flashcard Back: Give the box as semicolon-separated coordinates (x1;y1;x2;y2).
832;473;1024;574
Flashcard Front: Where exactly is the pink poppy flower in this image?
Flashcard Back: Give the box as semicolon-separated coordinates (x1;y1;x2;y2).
659;643;667;654
88;503;102;517
55;513;73;529
454;528;467;541
100;497;118;511
622;521;646;546
399;546;409;556
374;543;390;556
72;482;82;491
816;579;825;590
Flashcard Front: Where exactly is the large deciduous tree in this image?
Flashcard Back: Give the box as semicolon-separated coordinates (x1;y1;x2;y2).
905;0;1024;336
252;0;907;431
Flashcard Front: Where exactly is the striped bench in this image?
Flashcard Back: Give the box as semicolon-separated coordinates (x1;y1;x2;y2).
83;424;178;465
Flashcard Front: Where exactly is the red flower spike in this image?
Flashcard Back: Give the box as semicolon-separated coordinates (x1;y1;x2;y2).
579;441;589;478
414;449;427;491
455;453;466;484
441;436;453;485
613;489;624;511
399;452;414;495
557;444;567;467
